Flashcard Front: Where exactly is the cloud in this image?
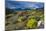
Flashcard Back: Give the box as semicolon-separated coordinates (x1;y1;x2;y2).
7;0;33;1
7;0;23;1
6;1;44;9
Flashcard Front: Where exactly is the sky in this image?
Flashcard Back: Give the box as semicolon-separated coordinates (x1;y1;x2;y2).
5;0;44;9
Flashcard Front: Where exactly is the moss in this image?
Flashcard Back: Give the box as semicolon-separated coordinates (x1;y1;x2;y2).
26;16;37;29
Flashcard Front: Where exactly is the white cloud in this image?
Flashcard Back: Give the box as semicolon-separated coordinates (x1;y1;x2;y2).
9;7;16;9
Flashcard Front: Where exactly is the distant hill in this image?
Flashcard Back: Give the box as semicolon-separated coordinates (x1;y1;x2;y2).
6;7;44;15
36;7;44;12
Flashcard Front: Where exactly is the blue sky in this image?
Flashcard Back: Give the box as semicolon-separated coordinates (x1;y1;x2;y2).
5;0;44;9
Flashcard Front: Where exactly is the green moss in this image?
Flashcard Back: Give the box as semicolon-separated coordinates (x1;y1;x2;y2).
26;16;37;29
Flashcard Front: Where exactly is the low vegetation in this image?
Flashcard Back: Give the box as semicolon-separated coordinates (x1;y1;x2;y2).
5;8;44;30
